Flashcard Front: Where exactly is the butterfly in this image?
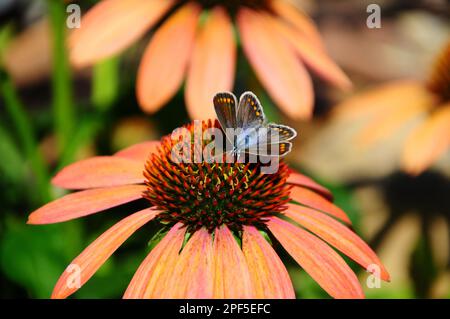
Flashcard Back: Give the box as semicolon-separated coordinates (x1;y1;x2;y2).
213;91;297;162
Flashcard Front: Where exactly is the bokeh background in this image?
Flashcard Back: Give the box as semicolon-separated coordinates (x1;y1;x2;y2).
0;0;449;298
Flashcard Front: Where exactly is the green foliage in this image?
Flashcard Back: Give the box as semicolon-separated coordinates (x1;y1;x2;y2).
92;56;120;111
0;217;83;298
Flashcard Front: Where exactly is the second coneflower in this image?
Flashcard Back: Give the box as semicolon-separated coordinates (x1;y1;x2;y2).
28;119;388;299
69;0;351;120
334;41;450;175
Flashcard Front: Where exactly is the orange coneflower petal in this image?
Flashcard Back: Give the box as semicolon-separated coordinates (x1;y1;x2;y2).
269;16;352;90
287;171;333;200
333;80;434;120
402;104;450;175
242;226;295;298
51;208;159;299
212;225;253;298
285;204;390;281
124;223;186;299
358;100;432;147
268;217;364;299
114;141;160;163
27;185;146;224
185;6;236;120
137;3;200;113
270;0;324;49
290;186;351;224
70;0;174;67
52;156;144;189
162;228;214;298
237;8;314;120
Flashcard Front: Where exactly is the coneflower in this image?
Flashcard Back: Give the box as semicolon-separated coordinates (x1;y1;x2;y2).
333;41;450;175
28;120;388;299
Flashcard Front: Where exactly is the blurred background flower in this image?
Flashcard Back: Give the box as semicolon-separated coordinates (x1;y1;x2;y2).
332;42;450;176
69;0;351;120
291;0;449;298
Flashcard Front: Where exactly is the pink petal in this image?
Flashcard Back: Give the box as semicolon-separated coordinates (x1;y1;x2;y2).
242;226;295;298
51;208;159;299
270;16;352;90
52;156;144;189
162;228;214;298
114;141;160;163
27;185;146;224
285;204;390;281
290;186;351;224
124;223;186;299
70;0;174;67
287;171;333;200
268;217;364;299
137;3;200;113
237;8;314;120
185;6;236;120
271;0;325;49
213;226;254;298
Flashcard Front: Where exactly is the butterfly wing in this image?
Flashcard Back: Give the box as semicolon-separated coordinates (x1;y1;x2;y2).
215;91;296;160
235;92;266;152
237;91;266;129
213;92;238;145
266;123;297;143
246;141;293;157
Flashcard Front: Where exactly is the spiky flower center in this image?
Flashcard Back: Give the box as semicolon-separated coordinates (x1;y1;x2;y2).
144;120;291;233
426;42;450;103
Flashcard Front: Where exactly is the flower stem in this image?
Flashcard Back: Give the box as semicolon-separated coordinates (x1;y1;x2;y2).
92;56;120;111
0;71;51;203
47;0;75;156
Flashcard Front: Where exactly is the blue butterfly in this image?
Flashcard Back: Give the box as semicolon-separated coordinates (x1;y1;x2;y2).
213;91;297;161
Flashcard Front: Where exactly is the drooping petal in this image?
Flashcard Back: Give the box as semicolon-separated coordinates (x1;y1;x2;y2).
51;208;159;299
137;3;200;113
27;185;146;224
237;8;314;120
162;228;214;298
287;171;333;200
52;156;144;189
124;223;186;299
242;226;295;298
269;16;351;90
290;186;351;224
114;141;160;163
185;6;236;120
285;204;390;281
402;104;450;175
268;217;364;299
70;0;174;67
270;0;324;49
213;226;254;298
